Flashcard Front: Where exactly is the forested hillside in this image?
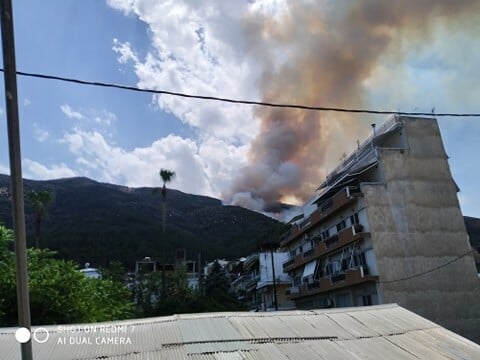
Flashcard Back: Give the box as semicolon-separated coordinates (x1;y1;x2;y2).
0;175;287;269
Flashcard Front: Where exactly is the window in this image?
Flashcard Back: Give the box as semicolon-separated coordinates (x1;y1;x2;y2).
321;229;330;240
336;220;346;232
353;253;367;267
362;295;372;306
332;261;341;274
350;212;359;225
325;263;333;276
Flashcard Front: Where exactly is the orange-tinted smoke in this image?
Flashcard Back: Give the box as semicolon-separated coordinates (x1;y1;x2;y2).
226;0;479;211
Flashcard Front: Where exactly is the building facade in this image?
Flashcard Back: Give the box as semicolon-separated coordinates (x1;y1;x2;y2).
281;116;480;342
231;252;294;311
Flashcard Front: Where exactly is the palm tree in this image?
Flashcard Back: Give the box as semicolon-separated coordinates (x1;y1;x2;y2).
27;190;53;249
159;169;175;301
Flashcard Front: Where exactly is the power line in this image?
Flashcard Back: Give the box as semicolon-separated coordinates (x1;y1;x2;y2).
1;68;480;117
379;249;474;284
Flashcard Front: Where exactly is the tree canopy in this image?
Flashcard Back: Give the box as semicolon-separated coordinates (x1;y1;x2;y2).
27;189;53;248
0;225;134;326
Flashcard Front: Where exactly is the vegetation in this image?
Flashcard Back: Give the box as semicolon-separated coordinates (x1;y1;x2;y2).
0;175;288;270
0;225;134;326
159;168;176;301
27;190;53;248
134;263;244;317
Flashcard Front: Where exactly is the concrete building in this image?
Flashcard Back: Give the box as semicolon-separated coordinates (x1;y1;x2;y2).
231;252;294;311
280;116;480;342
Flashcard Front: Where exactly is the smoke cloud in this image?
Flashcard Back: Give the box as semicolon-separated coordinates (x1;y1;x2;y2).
225;0;479;211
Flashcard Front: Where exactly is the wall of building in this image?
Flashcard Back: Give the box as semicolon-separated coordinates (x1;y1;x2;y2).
363;117;480;342
258;252;291;284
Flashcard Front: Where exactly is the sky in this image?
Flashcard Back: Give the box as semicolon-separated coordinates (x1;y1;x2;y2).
0;0;479;219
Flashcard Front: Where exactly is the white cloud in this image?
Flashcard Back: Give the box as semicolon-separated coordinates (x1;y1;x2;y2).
109;1;262;143
60;104;116;131
22;159;76;180
92;109;117;126
106;0;134;15
60;104;85;120
23;98;31;107
33;123;49;142
113;38;138;63
61;128;214;195
0;163;9;174
105;0;276;203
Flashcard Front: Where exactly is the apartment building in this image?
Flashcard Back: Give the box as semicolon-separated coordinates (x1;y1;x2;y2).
280;116;480;342
231;252;294;311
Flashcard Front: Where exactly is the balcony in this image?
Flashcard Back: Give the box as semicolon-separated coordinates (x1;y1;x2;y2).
285;286;300;296
245;274;260;290
282;258;295;270
303;248;314;258
282;253;303;273
287;268;378;300
279;187;359;247
281;225;368;272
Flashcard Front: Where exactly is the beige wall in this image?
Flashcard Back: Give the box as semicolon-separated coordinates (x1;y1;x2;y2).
363;117;480;343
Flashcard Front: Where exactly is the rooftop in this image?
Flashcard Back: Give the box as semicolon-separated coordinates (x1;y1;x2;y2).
1;304;479;359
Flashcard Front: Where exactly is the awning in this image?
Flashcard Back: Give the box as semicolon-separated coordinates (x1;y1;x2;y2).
303;260;317;278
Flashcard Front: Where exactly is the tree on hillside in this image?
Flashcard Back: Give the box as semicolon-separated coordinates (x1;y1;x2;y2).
159;168;175;301
27;190;53;248
204;260;230;297
0;225;134;325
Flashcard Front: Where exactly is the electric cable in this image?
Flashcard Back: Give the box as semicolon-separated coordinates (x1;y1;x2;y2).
1;69;479;117
379;249;474;284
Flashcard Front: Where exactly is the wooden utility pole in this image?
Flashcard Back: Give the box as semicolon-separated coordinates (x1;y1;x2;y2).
0;0;33;359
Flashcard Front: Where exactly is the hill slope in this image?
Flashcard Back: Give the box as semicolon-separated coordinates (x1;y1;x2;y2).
0;175;287;269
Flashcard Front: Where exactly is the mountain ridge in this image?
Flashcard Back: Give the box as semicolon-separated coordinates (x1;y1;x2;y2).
0;174;287;269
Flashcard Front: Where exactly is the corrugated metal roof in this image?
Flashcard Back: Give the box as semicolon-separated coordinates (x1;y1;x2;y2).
0;304;479;359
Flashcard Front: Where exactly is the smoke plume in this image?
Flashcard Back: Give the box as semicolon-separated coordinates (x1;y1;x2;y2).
226;0;478;211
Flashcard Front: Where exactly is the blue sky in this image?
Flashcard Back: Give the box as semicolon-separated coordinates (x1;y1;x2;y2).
0;0;479;219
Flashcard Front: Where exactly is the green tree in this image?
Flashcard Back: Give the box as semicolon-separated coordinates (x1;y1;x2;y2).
166;265;192;305
0;225;134;325
159;169;175;301
134;271;162;316
134;266;193;316
27;189;53;248
200;260;245;312
100;260;126;283
204;260;230;297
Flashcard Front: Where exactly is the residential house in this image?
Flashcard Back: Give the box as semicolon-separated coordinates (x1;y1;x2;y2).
233;251;294;311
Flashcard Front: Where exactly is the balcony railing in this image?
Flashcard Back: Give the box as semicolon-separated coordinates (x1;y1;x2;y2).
281;225;369;272
303;248;314;258
287;267;377;300
324;234;339;247
331;273;346;283
245;275;259;290
285;286;300;296
279;186;359;247
282;258;295;270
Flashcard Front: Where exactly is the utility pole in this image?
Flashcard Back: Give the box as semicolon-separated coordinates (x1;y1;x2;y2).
260;241;279;311
0;0;33;359
270;248;278;311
